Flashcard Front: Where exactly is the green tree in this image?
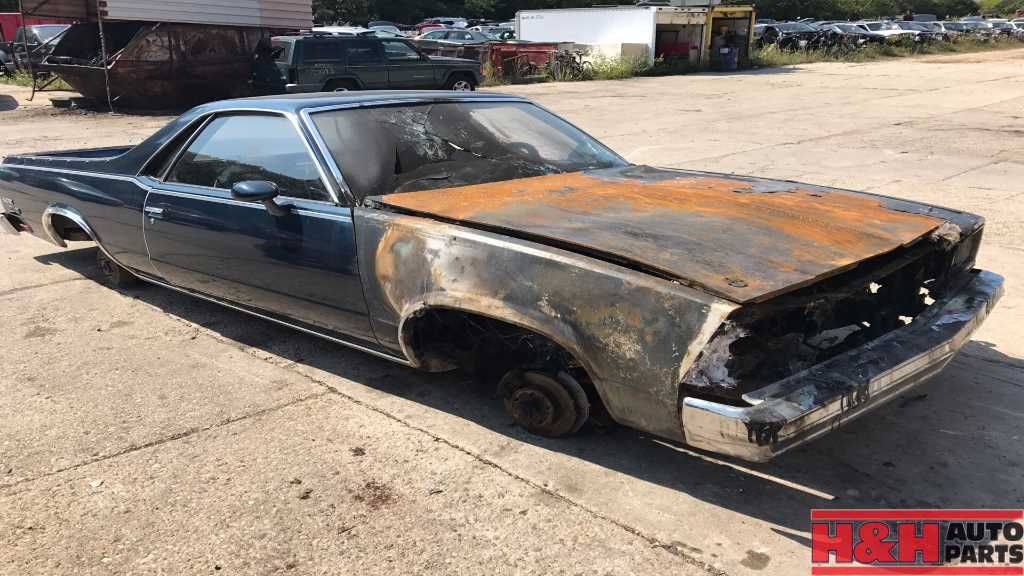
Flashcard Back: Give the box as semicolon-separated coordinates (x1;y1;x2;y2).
313;0;370;25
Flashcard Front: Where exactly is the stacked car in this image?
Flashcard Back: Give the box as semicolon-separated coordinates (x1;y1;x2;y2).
756;16;1024;50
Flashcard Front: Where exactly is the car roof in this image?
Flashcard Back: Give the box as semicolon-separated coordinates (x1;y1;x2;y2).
190;92;527;116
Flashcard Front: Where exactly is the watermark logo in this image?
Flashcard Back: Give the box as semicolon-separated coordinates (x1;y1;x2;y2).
811;509;1024;575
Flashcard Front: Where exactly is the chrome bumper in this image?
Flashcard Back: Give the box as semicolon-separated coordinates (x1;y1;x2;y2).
681;270;1004;462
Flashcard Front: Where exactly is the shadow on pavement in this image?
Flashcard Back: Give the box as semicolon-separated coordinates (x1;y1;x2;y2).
36;246;1024;540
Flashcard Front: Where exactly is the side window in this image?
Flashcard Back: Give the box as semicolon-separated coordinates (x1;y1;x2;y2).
303;40;340;62
272;40;292;64
166;114;330;202
381;40;420;61
346;39;383;65
141;116;207;178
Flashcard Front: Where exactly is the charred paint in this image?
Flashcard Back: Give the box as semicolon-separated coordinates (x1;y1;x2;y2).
354;208;737;440
375;166;946;303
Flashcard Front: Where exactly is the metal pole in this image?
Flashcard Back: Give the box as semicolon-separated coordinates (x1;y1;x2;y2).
17;0;38;100
96;0;114;112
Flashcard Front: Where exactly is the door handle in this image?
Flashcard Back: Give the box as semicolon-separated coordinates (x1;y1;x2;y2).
144;207;164;220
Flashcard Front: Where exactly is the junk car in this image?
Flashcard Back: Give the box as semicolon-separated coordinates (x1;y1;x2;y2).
0;93;1003;461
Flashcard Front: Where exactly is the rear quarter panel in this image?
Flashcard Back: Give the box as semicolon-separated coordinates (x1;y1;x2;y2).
0;163;151;273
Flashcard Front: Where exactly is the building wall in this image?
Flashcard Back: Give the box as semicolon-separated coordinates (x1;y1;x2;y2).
17;0;311;29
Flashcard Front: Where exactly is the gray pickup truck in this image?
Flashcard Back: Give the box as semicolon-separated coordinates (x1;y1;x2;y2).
0;92;1004;461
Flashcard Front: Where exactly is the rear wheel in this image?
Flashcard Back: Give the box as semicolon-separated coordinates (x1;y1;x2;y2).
323;79;358;92
445;74;476;91
96;250;139;287
499;370;589;437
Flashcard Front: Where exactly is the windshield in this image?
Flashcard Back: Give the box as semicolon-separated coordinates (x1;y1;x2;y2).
834;23;861;32
777;23;816;32
33;24;68;43
899;22;928;30
311;102;626;200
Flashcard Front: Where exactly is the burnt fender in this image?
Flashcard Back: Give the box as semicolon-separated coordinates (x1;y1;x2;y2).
354;207;737;440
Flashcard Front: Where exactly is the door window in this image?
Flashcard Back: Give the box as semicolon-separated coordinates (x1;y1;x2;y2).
422;31;446;39
346;40;383;65
381;40;421;61
166;114;330;202
303;40;341;62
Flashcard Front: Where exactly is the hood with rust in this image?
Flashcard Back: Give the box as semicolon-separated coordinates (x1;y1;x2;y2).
373;166;965;303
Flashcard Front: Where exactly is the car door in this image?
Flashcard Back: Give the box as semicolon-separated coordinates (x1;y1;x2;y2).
382;39;436;89
141;112;375;341
342;39;388;89
295;39;342;91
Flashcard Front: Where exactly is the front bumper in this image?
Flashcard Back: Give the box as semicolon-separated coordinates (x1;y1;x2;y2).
681;270;1004;462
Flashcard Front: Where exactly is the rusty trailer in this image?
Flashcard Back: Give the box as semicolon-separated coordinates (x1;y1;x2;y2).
44;22;267;108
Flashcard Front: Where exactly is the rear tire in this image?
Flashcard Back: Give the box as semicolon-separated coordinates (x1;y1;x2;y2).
445;74;477;91
97;250;139;288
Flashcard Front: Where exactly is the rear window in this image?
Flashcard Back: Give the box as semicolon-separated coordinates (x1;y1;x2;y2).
272;40;292;64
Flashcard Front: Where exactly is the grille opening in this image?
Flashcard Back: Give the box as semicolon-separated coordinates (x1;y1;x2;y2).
681;228;981;404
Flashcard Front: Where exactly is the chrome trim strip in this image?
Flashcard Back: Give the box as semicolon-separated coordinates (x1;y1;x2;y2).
8;164;138;182
294;209;352;222
142;108;341;206
146;188;351;221
137;274;412;366
156;114;214;181
298;108;355;205
300;95;528;115
149;187;264;209
40;206;124;272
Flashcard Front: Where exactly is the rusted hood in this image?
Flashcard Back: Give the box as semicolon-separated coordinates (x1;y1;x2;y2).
373;166;956;303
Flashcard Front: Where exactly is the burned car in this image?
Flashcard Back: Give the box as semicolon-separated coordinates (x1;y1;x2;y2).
0;93;1003;461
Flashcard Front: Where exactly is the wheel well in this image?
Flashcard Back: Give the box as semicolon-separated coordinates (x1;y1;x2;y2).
323;78;359;90
401;308;610;418
447;71;475;83
48;214;92;242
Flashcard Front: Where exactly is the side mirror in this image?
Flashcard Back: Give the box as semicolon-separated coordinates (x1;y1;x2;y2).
231;180;290;217
232;180;279;201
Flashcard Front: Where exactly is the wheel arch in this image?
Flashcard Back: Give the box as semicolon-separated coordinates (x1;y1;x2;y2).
41;204;96;248
397;296;592;373
442;69;476;84
396;298;615;419
322;76;363;91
